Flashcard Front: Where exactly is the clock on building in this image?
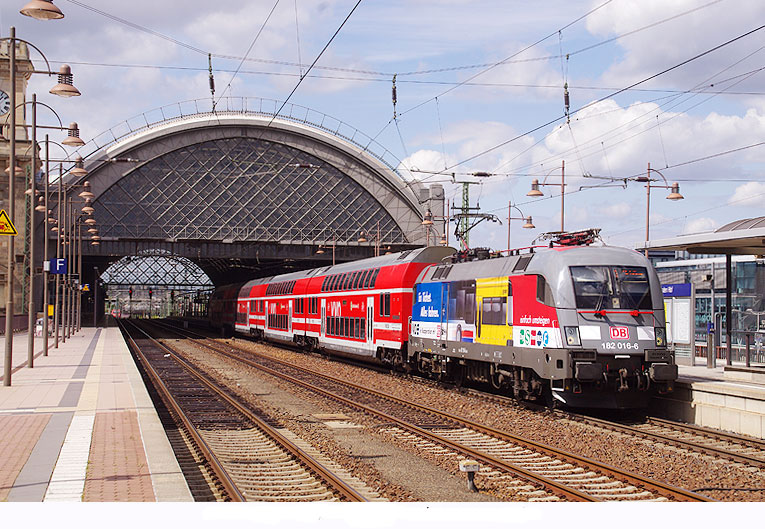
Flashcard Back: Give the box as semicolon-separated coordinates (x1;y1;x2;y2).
0;90;10;116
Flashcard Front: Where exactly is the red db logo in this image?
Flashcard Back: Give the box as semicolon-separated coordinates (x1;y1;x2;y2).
610;327;629;340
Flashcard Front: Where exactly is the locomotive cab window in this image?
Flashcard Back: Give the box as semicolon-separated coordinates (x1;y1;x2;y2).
570;266;652;310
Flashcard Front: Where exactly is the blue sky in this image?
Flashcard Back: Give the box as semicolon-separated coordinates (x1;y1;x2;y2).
4;0;765;251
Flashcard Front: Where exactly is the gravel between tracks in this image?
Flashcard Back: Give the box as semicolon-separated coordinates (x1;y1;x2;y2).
166;337;501;502
175;335;765;501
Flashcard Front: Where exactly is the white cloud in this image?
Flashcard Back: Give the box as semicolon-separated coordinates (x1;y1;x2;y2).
585;0;765;90
729;182;765;207
682;217;718;234
602;202;631;218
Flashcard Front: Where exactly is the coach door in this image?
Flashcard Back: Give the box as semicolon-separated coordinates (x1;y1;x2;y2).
264;301;269;330
321;298;326;338
366;296;374;352
288;299;293;334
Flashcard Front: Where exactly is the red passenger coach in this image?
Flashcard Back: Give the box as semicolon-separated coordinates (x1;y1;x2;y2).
213;247;454;365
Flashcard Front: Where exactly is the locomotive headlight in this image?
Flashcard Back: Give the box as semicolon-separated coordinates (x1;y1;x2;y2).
655;327;667;347
564;326;581;346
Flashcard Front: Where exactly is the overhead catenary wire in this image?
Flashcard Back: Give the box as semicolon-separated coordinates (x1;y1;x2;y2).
268;0;363;126
442;24;765;174
62;0;725;83
217;0;282;104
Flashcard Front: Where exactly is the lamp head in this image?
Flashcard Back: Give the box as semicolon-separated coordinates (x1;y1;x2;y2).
357;231;368;243
522;216;535;229
49;65;81;98
69;155;88;178
666;182;684;201
20;0;64;20
527;178;543;197
421;208;434;226
78;180;95;200
62;122;85;147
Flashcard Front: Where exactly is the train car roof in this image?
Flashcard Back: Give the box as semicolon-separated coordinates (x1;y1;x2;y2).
417;245;650;284
235;246;456;293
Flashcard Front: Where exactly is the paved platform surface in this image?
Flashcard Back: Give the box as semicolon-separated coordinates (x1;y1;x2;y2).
0;326;192;502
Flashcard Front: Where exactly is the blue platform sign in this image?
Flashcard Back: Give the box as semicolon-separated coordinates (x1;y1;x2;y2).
662;283;691;297
49;258;67;275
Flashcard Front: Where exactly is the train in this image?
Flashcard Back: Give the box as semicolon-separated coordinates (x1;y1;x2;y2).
208;242;677;408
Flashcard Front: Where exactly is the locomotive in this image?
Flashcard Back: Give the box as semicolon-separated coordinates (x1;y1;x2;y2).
209;243;677;408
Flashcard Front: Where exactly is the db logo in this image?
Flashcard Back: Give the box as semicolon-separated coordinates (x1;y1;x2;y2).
610;326;629;340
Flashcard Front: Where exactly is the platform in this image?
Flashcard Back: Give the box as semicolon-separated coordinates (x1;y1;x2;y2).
0;326;192;502
651;362;765;439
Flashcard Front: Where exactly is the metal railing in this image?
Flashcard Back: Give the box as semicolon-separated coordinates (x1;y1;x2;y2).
693;331;765;366
74;97;404;175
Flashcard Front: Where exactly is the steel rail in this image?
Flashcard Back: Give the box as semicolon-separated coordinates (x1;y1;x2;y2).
119;320;246;502
158;320;713;501
131;320;368;501
564;414;765;468
204;341;594;501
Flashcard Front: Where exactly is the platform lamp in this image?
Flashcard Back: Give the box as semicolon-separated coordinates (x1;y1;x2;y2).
2;23;79;386
9;97;84;365
421;209;434;246
527;161;566;232
358;220;382;256
20;1;65;20
507;203;535;254
636;162;684;257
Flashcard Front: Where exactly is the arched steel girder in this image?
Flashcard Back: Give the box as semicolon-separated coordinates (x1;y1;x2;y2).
67;113;437;284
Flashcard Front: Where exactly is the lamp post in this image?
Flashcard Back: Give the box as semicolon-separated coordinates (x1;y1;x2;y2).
316;230;337;265
3;21;79;386
358;221;382;256
37;139;84;355
507;202;535;253
636;162;684;256
10;97;83;366
527;160;566;232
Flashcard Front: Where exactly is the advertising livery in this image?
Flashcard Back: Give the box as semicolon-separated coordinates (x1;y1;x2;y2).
211;243;677;409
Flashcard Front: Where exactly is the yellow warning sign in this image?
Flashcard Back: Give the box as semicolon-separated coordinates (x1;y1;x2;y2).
0;209;17;236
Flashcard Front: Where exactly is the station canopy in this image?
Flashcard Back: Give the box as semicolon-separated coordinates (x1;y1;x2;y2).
642;216;765;255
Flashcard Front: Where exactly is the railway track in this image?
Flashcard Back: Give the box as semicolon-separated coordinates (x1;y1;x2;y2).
120;320;374;502
151;320;712;502
563;413;765;471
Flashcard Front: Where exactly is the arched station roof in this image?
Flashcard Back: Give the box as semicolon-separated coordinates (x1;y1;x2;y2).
65;99;440;285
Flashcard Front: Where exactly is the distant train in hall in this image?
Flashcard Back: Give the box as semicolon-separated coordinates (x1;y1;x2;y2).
208;243;677;408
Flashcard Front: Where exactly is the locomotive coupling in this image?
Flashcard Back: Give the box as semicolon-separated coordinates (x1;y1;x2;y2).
649;363;678;382
574;362;603;381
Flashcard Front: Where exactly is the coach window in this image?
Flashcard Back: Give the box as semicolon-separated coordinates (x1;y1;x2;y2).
250;300;256;312
352;271;361;289
370;268;380;288
359;269;369;288
341;273;350;290
354;318;360;338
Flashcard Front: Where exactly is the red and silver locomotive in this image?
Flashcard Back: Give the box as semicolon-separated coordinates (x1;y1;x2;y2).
209;243;677;408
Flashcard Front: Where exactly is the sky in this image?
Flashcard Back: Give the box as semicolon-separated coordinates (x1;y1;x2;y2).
4;0;765;252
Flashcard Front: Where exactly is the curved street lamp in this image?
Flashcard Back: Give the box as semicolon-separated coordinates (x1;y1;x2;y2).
527;160;566;232
507;202;535;253
3;24;79;386
636;162;684;256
